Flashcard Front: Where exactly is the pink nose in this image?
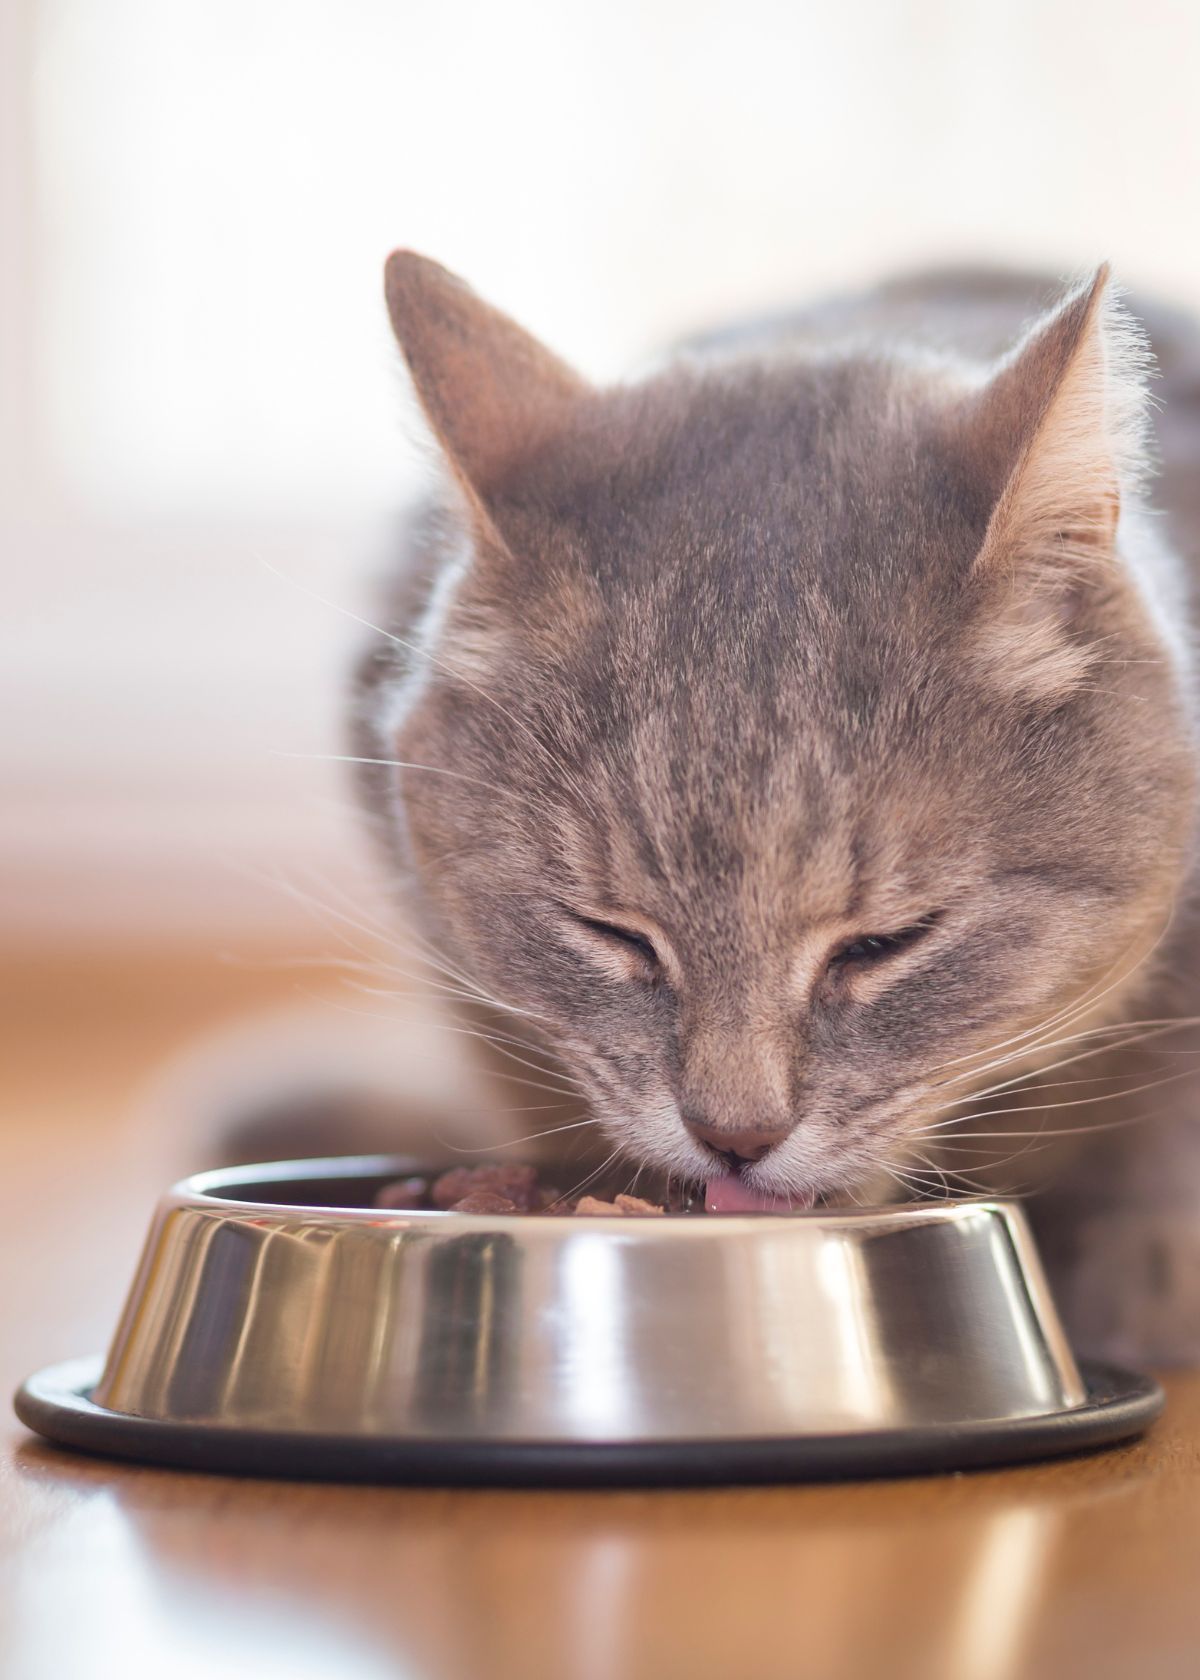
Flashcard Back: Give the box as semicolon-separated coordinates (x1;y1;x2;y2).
683;1118;792;1165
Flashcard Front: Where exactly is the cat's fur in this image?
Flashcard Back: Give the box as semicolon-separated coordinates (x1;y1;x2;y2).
355;254;1200;1363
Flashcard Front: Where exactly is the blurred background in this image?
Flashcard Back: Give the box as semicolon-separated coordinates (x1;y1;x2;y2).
5;0;1200;954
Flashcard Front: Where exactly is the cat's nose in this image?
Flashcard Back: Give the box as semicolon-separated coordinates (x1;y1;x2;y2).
683;1118;792;1166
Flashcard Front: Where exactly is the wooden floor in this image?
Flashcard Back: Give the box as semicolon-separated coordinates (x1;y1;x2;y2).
3;950;1199;1680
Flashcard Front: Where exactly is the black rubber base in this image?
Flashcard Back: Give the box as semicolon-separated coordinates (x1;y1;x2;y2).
13;1357;1163;1487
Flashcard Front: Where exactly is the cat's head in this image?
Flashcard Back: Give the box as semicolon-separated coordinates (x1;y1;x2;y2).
363;252;1196;1203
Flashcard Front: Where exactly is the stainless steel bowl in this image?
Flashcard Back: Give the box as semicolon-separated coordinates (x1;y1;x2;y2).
16;1157;1162;1483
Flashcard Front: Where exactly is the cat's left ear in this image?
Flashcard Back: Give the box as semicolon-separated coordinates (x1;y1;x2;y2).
971;265;1152;580
966;266;1154;698
384;251;589;509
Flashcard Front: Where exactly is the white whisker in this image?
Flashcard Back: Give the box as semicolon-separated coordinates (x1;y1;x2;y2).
259;554;606;825
435;1115;599;1154
932;1017;1200;1108
273;750;506;796
548;1145;624;1209
925;914;1174;1085
916;1057;1200;1137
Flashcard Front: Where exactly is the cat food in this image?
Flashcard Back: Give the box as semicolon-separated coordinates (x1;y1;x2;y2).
576;1193;665;1217
429;1163;544;1211
370;1165;816;1216
373;1163;674;1216
444;1189;527;1214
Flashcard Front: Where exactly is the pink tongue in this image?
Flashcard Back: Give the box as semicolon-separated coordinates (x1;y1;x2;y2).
705;1177;817;1215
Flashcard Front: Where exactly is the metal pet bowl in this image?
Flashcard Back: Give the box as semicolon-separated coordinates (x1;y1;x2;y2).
15;1156;1161;1484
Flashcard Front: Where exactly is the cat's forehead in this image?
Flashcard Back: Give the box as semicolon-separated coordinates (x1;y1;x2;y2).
501;351;992;633
562;354;975;512
463;361;996;847
514;376;979;711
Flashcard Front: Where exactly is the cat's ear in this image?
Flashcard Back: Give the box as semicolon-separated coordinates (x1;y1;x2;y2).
967;266;1154;699
972;265;1152;579
384;251;588;503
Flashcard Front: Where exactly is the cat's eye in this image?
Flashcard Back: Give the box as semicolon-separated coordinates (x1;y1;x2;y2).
829;913;941;970
571;913;661;967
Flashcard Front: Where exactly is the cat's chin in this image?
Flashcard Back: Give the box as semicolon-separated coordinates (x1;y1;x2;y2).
704;1177;818;1215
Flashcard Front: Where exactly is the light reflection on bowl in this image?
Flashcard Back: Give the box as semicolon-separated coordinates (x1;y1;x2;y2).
88;1155;1086;1443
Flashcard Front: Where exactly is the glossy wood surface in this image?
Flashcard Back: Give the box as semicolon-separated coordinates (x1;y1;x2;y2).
3;950;1198;1679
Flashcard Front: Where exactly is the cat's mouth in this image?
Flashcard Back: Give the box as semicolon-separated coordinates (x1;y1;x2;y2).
704;1176;819;1214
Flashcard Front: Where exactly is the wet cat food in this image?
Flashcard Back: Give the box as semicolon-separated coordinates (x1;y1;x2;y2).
373;1163;673;1215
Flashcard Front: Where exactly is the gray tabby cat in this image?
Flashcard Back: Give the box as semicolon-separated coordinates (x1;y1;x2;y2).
355;252;1200;1364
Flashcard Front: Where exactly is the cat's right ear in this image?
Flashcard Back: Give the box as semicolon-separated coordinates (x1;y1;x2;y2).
384;252;588;505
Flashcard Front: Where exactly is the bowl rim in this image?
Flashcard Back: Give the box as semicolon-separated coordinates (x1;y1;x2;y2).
172;1153;1014;1232
14;1354;1165;1485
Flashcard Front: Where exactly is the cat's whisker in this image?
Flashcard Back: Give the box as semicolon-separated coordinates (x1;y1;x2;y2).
416;1015;588;1091
906;1149;954;1199
927;1130;1058;1169
300;952;540;1029
329;903;497;996
259;554;607;828
296;883;578;1066
294;989;585;1099
930;1017;1200;1107
241;851;551;1039
335;908;553;1027
914;1108;1189;1142
929;1003;1177;1097
314;977;574;1066
931;1004;1191;1080
898;1134;1050;1196
343;972;547;1024
924;914;1174;1083
222;899;541;1039
434;1115;599;1154
489;1073;587;1103
547;1145;624;1210
319;943;515;1005
927;1149;1057;1193
915;1057;1200;1137
217;948;396;980
932;1085;1200;1160
273;750;507;797
228;860;394;949
232;859;497;1001
877;1161;943;1203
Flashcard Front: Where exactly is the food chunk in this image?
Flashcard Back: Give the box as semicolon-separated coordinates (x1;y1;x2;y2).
373;1176;430;1210
429;1163;542;1212
615;1194;666;1216
448;1190;520;1214
371;1165;673;1216
574;1193;666;1216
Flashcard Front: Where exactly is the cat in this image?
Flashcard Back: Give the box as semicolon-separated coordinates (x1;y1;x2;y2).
351;251;1200;1364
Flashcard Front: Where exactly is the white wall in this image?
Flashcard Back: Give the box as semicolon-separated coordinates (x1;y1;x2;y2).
5;0;1200;938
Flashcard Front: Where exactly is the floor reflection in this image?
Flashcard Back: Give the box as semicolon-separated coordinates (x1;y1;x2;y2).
11;1426;1191;1680
5;1451;403;1680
